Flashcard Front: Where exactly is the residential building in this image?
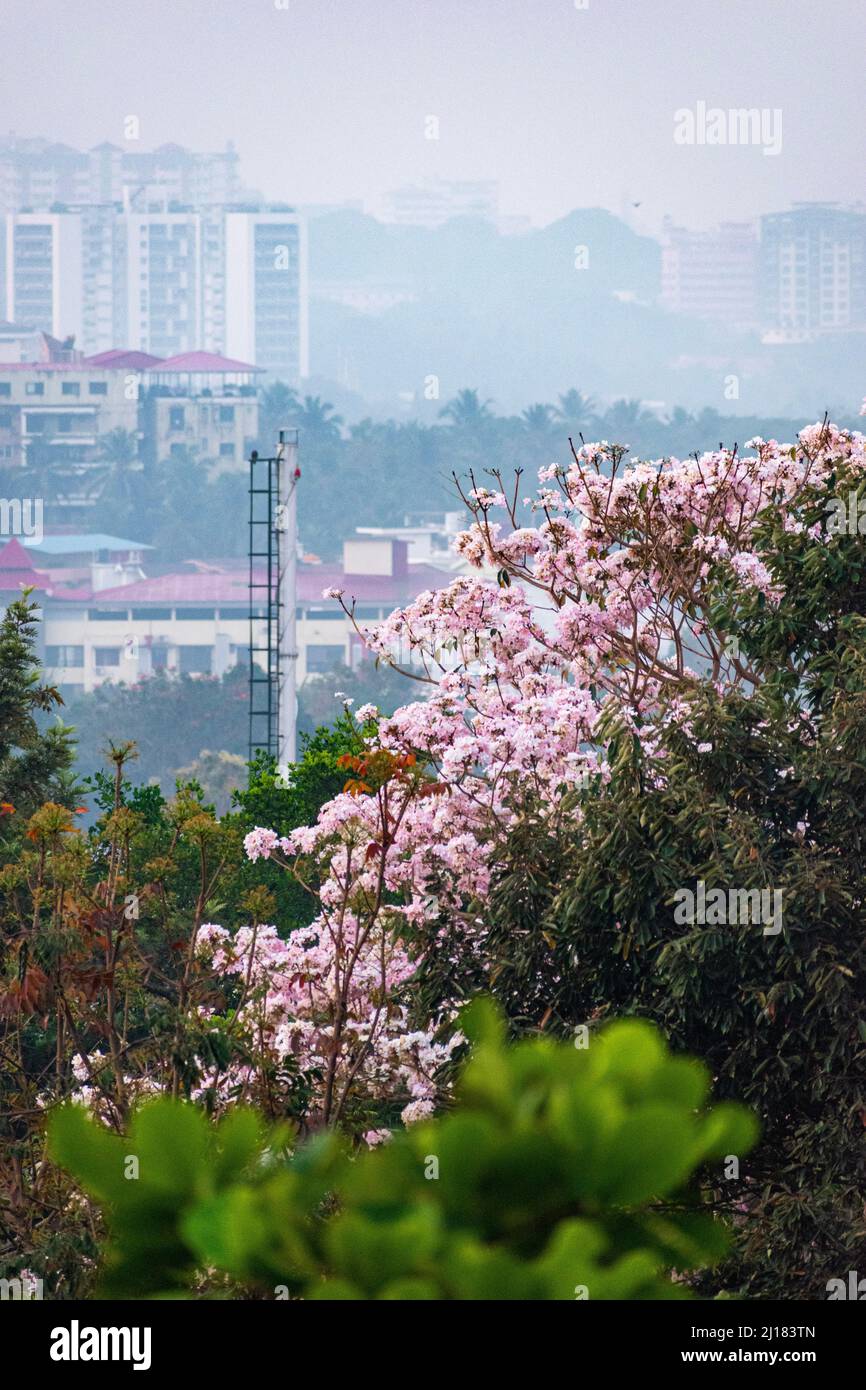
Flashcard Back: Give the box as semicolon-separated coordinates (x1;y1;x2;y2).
0;346;259;472
378;179;500;229
224;209;308;381
0;533;453;699
2;211;84;338
660;219;759;330
139;351;261;469
0;318;45;362
0;140;307;382
0;353;138;469
0;135;240;214
760;203;866;337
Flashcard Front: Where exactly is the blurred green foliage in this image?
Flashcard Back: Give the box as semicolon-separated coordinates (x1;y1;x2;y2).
49;1003;756;1300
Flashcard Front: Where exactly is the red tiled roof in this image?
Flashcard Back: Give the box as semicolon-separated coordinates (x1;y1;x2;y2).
85;349;164;369
0;536;50;590
59;562;453;607
150;351;263;374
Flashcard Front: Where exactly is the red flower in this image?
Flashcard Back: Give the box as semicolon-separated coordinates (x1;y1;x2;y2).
0;803;15;817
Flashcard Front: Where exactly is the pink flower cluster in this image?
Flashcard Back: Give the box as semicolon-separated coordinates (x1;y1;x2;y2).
243;422;866;1125
194;922;461;1131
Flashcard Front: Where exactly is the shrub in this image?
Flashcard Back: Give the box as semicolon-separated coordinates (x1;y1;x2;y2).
48;1004;757;1300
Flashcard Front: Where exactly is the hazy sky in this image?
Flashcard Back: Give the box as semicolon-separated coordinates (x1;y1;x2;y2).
3;0;863;229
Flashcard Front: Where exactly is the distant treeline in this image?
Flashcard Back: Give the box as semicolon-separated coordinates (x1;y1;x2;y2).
8;382;859;564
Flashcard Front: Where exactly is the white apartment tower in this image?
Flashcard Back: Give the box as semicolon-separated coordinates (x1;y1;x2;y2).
224;210;308;382
123;190;203;357
2;212;83;341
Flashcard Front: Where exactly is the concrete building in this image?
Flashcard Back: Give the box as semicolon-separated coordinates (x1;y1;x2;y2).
139;350;261;469
0;345;259;472
378;179;500;229
2;212;84;339
0;533;452;699
660;219;759;330
0;353;137;469
760;203;866;338
224;209;308;382
0;140;307;383
0;135;240;214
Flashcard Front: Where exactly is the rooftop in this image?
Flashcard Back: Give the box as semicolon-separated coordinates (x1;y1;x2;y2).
24;533;152;556
58;560;453;607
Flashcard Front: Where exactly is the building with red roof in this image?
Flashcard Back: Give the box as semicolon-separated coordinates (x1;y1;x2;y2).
36;535;458;697
0;536;51;592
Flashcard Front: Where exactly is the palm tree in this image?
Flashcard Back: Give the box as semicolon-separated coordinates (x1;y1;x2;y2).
601;398;653;436
555;390;597;433
90;428;140;505
22;437;64;500
295;395;343;441
520;403;558;436
439;389;495;429
258;381;301;447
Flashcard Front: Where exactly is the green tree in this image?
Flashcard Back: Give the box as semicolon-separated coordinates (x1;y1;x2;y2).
428;451;866;1299
0;593;75;820
439;388;494;428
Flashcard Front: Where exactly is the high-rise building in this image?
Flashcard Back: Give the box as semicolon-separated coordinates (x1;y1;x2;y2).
2;212;83;340
760;203;866;337
0;138;306;382
123;191;203;358
224;209;308;381
660;219;759;330
0;135;240;213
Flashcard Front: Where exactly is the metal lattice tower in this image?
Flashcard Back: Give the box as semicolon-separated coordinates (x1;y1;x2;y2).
248;430;299;767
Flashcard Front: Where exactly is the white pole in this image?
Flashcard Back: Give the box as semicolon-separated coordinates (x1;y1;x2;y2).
276;428;299;770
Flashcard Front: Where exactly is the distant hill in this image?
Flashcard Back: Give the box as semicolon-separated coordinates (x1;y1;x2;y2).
306;209;865;421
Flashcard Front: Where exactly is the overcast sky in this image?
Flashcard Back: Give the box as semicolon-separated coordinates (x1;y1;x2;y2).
3;0;863;230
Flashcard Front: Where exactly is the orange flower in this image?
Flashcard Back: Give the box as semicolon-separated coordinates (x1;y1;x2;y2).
74;806;88;814
0;803;15;817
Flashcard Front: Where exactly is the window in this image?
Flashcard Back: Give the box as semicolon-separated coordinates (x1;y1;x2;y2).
218;405;234;423
169;406;185;430
131;607;172;620
45;645;84;667
178;645;212;674
94;647;121;666
89;382;108;396
0;412;12;429
219;443;234;456
57;415;74;433
26;382;45;396
26;415;45;432
306;608;344;622
176;608;216;620
89;609;128;621
61;381;80;396
306;643;345;673
0;383;10;397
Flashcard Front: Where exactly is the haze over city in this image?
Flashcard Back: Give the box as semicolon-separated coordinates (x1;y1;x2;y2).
3;0;862;230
